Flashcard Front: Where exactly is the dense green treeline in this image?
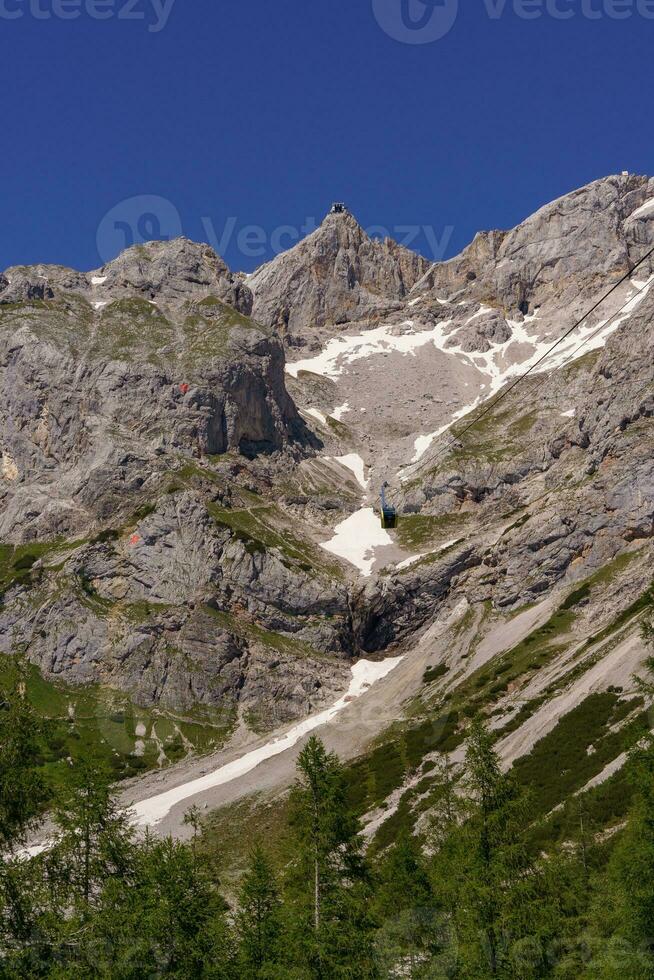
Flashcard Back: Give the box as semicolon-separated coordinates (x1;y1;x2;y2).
2;653;654;978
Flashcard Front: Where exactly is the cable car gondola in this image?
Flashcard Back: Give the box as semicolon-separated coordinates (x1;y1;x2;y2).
380;482;397;529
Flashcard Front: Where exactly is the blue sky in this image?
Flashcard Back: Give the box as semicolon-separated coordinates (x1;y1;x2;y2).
1;0;652;272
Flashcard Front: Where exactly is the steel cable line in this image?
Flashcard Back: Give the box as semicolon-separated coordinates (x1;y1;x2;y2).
415;244;654;471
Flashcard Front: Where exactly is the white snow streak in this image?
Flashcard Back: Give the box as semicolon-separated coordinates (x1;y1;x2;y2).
130;657;403;826
408;279;654;462
410;399;480;464
326;453;368;490
303;407;327;426
630;197;654;220
467;304;495;321
396;538;458;570
91;275;107;285
285;319;454;379
14;842;51;861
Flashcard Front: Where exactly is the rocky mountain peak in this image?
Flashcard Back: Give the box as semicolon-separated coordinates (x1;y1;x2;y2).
415;173;654;316
91;237;253;315
248;206;431;340
0;233;312;546
306;205;388;258
0;263;89;305
95;236;229;285
0;238;253;316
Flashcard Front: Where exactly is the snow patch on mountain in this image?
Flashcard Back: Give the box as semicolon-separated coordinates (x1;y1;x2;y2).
285;319;456;379
320;508;392;576
325;453;369;490
630;197;654;220
407;278;654;463
396;538;459;570
303;407;327;426
331;402;350;421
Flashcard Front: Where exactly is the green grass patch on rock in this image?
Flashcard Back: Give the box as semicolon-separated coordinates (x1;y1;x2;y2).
0;654;235;795
423;663;449;684
512;692;646;816
345;710;463;817
530;762;634;853
395;512;470;551
199;793;294;890
206;501;342;578
582;581;654;651
0;538;85;601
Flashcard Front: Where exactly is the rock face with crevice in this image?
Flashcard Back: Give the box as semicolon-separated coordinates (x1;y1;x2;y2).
0;240;353;730
0;243;310;543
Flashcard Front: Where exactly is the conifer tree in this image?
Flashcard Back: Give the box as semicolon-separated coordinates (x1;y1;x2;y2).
0;662;48;850
285;735;376;977
48;760;135;916
236;844;281;977
373;832;437;978
0;665;51;976
426;753;465;850
432;719;560;977
288;735;364;930
67;830;235;977
581;734;654;978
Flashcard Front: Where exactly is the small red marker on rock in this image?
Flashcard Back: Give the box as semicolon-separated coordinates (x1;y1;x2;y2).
129;533;141;546
179;383;189;395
